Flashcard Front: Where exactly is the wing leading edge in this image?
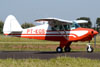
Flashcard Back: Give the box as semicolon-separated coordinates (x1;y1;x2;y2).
35;18;88;25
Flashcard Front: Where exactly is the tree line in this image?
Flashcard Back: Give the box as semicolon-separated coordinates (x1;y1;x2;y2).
0;17;100;34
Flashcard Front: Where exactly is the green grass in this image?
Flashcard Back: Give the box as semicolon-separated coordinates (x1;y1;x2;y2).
0;35;100;67
0;35;58;51
0;57;99;67
0;34;100;51
0;34;57;43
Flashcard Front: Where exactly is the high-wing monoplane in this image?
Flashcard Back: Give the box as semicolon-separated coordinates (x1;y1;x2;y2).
3;15;98;53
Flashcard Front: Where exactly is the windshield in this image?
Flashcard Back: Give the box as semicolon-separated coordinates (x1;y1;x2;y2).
70;21;80;30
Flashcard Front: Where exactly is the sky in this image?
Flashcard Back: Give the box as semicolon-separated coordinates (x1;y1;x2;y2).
0;0;100;26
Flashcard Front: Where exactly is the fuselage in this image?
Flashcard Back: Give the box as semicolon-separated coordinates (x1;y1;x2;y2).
4;24;98;42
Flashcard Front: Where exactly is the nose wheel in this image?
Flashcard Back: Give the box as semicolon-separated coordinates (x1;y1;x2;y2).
87;44;94;53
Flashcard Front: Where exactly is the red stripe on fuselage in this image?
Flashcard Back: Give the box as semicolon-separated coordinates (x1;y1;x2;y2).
4;33;78;41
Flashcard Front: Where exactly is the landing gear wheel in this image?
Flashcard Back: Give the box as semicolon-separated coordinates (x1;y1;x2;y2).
87;46;94;53
56;47;63;53
64;47;71;52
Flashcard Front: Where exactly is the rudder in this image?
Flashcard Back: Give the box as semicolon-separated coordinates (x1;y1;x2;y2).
3;15;23;35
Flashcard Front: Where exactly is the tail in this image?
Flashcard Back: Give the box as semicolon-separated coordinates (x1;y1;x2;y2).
3;15;23;35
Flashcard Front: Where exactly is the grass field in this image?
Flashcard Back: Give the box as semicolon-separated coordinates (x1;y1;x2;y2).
0;57;99;67
0;35;100;67
0;34;100;51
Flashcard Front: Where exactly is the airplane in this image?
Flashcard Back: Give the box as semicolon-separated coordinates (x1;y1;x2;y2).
3;15;98;53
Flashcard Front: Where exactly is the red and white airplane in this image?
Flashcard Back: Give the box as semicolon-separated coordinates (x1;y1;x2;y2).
3;15;98;53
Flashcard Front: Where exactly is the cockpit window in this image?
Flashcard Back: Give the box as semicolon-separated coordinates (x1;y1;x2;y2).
51;22;80;31
52;24;70;31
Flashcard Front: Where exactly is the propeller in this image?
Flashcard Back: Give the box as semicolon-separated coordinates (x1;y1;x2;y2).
93;29;98;48
94;35;96;47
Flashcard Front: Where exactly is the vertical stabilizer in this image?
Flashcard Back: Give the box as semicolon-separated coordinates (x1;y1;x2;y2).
3;15;23;34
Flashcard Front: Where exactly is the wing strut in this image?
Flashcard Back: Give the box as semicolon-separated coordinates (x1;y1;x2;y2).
52;25;68;40
61;24;68;40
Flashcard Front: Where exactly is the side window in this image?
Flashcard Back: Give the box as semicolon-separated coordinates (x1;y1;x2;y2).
52;27;56;31
52;25;59;31
52;25;61;31
52;24;70;31
64;25;70;30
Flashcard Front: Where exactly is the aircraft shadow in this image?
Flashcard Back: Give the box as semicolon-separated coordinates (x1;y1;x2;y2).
34;51;86;54
0;51;86;54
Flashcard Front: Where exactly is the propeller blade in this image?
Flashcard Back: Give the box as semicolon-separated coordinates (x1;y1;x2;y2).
94;35;96;47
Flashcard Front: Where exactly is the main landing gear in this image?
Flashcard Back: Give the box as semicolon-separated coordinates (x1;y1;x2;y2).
56;47;71;53
56;41;72;53
56;47;62;53
64;47;71;52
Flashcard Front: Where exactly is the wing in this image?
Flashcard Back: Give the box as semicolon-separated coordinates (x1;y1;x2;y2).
35;17;88;26
35;18;72;26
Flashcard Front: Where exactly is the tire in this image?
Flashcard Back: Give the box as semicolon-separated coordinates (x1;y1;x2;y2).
64;47;71;52
56;47;63;53
87;46;94;53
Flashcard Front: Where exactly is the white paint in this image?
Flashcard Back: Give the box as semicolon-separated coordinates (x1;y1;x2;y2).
70;31;88;37
36;17;88;24
3;15;23;34
47;31;88;37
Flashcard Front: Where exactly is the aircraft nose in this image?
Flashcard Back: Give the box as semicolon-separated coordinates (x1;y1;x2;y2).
93;31;98;35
